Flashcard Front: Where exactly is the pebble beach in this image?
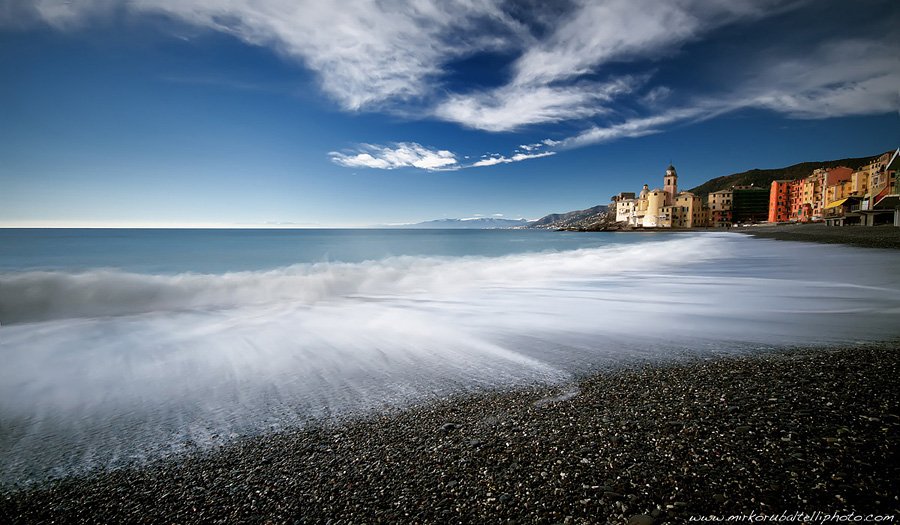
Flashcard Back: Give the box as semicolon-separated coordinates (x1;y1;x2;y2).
737;223;900;249
2;343;898;524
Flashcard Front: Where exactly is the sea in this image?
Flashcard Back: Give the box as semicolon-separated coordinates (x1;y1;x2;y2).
2;228;900;486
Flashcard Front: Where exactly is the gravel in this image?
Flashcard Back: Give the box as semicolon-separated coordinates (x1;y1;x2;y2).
736;223;900;249
2;343;898;524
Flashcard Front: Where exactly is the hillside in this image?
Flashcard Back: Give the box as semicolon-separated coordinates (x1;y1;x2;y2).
527;204;610;230
687;153;882;198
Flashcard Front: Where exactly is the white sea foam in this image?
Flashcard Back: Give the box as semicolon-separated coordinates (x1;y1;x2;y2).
0;235;723;325
1;233;899;484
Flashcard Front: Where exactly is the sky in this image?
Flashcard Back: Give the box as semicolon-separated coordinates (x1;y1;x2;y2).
1;0;898;227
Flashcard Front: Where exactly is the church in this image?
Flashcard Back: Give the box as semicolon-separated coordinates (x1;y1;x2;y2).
611;165;708;228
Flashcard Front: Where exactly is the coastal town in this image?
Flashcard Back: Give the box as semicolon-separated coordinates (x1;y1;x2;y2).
609;148;900;229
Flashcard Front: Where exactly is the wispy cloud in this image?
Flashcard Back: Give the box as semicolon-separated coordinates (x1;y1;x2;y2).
19;0;525;110
471;151;555;167
433;77;639;132
552;34;900;149
16;0;899;154
509;0;790;87
331;142;555;171
743;38;900;119
330;143;458;171
555;108;712;149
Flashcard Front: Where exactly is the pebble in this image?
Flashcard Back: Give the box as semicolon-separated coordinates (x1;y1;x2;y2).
2;344;897;524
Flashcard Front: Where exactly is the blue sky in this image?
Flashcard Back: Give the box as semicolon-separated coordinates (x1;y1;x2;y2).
1;0;898;227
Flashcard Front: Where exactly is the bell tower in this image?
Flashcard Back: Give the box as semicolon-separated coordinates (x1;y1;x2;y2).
664;164;678;206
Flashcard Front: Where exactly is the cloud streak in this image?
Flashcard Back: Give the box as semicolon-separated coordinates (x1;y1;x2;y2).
15;0;900;155
331;143;556;171
330;143;458;171
434;76;640;132
471;151;555;167
19;0;524;110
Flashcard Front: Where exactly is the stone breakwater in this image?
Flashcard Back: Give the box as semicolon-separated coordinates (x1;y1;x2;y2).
2;344;898;524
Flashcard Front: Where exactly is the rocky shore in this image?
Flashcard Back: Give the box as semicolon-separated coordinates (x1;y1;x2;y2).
2;344;898;524
737;223;900;249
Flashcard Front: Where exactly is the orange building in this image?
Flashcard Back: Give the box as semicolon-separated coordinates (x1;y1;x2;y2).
824;167;853;188
768;180;792;222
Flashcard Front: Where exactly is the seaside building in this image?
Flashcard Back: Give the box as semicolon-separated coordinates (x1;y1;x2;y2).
663;165;677;207
610;149;899;228
770;166;851;223
798;169;826;221
611;192;638;225
850;168;869;196
610;165;710;228
708;189;733;227
821;167;855;225
661;192;706;228
789;179;804;221
857;148;900;226
732;185;769;224
768;180;792;223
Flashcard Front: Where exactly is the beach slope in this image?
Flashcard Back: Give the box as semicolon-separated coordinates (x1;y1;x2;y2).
737;224;900;249
2;344;898;523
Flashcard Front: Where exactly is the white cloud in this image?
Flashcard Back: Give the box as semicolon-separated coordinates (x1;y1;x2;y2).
471;151;555;167
744;39;900;119
641;86;672;107
509;0;788;88
22;0;524;110
557;108;710;149
550;35;900;149
331;143;555;171
434;77;638;132
15;0;899;152
432;0;793;131
330;143;458;170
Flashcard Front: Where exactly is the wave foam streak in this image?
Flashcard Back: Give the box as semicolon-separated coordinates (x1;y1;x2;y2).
1;234;899;484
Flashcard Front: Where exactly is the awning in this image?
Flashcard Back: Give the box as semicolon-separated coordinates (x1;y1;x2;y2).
823;197;849;209
874;194;899;210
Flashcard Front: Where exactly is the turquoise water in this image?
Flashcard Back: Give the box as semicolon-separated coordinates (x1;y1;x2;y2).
1;228;900;485
0;228;659;274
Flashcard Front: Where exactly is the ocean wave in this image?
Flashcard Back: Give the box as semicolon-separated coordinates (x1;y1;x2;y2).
2;233;900;484
0;236;724;325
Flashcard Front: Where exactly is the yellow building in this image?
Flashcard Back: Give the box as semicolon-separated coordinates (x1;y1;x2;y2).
662;192;706;228
708;189;733;227
643;189;667;227
851;169;869;196
613;164;709;228
825;179;853;204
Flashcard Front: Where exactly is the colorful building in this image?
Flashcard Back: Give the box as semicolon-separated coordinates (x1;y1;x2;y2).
708;189;733;227
610;164;711;228
858;148;900;226
768;180;792;223
661;192;707;228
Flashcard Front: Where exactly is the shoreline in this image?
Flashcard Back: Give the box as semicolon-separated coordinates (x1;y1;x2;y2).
734;223;900;249
3;342;898;523
572;223;900;250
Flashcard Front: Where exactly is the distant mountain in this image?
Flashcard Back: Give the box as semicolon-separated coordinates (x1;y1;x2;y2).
687;153;883;198
527;204;610;230
392;217;532;229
